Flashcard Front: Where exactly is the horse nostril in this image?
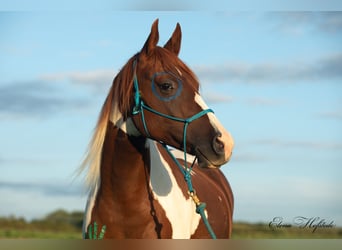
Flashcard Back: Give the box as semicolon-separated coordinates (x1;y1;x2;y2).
213;133;225;155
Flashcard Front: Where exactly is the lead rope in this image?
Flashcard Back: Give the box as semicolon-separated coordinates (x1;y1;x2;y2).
160;143;217;239
132;59;217;239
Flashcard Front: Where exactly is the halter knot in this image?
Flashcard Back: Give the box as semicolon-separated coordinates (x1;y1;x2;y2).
195;202;207;214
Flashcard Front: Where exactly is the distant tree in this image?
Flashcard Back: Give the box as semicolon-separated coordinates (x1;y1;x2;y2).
30;209;83;231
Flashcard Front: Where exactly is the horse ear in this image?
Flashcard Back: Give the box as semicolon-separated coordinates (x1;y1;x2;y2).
164;23;182;56
141;19;159;55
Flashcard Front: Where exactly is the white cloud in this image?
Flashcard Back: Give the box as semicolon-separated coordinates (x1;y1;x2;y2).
194;53;342;84
253;138;342;150
233;176;342;225
122;0;194;10
231;152;270;163
40;69;116;87
0;188;85;220
266;12;342;35
0;180;83;197
0;80;89;119
316;110;342;120
202;92;234;104
246;97;287;106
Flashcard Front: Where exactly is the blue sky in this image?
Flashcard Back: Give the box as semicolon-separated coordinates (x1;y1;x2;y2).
1;10;342;228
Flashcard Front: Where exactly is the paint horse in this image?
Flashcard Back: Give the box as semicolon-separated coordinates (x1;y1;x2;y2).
80;19;234;239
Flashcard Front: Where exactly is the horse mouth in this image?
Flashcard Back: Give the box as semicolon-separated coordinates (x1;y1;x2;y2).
195;148;222;169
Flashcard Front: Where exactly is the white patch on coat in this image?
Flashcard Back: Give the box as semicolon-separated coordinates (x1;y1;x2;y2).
117;117;141;136
169;148;196;176
146;139;201;239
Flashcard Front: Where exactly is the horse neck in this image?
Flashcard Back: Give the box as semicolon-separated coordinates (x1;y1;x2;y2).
99;121;149;199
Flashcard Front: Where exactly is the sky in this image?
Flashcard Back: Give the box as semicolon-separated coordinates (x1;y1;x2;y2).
1;8;342;228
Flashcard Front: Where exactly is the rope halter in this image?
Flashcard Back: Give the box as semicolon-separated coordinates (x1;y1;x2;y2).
131;58;217;239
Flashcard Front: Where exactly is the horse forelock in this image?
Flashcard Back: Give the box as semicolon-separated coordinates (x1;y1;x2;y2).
152;48;199;92
112;55;139;117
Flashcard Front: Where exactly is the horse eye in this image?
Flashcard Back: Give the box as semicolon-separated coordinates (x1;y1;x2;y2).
159;82;174;92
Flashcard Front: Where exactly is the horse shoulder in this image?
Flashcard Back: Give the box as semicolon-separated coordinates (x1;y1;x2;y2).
191;166;234;238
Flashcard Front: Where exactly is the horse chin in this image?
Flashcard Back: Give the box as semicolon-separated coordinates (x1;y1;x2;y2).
197;158;218;169
196;150;224;169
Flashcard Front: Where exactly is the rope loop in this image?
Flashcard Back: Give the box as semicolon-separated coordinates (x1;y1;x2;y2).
184;171;194;193
195;202;207;214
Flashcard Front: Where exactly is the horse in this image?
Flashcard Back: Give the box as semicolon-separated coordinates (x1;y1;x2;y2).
79;19;234;239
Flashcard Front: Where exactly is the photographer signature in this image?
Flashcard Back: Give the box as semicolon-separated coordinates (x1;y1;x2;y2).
269;216;335;233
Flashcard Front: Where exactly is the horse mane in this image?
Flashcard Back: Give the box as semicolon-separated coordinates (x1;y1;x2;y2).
78;54;137;190
78;46;198;190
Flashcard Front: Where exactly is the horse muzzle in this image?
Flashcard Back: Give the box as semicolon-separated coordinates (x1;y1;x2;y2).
195;131;234;168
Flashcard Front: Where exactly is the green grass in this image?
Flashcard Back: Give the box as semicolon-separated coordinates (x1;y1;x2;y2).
1;210;341;239
0;229;81;239
1;223;341;239
232;222;342;239
0;210;83;239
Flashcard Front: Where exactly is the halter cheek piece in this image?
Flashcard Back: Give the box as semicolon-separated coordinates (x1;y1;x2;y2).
131;58;217;239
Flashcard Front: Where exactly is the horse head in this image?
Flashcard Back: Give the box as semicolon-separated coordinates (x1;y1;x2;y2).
116;19;234;168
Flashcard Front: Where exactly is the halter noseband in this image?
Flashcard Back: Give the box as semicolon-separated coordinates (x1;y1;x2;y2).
131;58;217;239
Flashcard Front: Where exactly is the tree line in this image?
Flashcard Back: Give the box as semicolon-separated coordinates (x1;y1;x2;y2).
0;209;83;232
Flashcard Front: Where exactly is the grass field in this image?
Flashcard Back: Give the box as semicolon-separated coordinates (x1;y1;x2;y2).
0;210;341;239
232;222;342;239
1;223;341;239
0;229;81;239
1;226;341;239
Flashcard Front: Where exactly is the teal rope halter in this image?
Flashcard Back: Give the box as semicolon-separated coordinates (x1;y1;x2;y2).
131;58;217;239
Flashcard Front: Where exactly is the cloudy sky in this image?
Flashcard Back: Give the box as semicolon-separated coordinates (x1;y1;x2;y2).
1;8;342;227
